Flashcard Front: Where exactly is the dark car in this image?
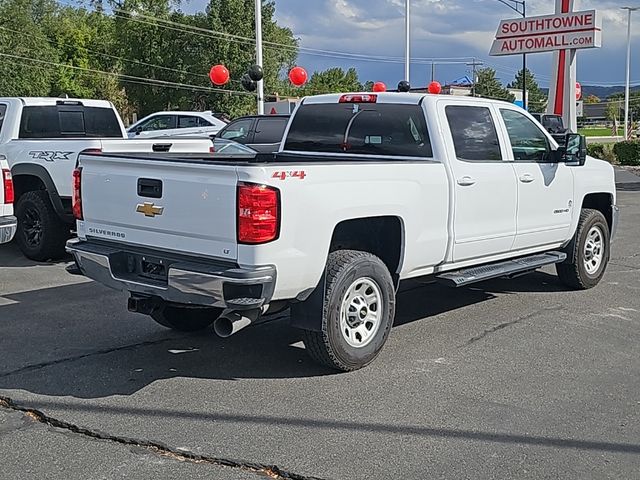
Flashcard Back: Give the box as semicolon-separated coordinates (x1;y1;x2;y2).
214;114;290;153
531;113;570;144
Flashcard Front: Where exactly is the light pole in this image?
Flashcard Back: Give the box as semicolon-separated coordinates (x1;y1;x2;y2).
622;7;638;140
405;0;410;83
497;0;527;109
255;0;264;115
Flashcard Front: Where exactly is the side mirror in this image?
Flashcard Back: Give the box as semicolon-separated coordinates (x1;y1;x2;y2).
554;133;586;165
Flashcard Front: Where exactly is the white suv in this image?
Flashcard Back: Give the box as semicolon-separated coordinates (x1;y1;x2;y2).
127;111;227;139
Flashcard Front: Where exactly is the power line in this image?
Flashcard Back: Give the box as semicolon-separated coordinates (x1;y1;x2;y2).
0;25;210;81
0;52;254;96
107;6;475;66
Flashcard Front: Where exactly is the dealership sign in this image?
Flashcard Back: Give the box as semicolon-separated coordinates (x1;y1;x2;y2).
490;10;602;56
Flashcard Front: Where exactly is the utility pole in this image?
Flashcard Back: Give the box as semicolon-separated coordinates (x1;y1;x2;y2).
467;60;484;97
405;0;410;83
622;7;638;140
431;62;435;83
255;0;264;115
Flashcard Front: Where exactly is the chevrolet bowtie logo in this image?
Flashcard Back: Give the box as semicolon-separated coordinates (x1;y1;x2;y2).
136;202;164;217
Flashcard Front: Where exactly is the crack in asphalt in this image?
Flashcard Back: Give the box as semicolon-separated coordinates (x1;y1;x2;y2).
0;395;327;480
460;306;564;348
0;337;183;379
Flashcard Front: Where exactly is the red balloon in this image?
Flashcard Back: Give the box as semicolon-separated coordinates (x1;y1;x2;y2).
209;65;230;86
289;66;308;87
428;81;442;94
372;82;387;92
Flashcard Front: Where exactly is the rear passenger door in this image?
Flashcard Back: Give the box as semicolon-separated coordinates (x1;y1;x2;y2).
442;103;518;262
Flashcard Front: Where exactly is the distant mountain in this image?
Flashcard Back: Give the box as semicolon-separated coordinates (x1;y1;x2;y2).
541;85;640;99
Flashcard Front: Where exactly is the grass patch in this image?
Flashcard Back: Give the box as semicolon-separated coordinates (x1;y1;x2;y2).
578;128;624;137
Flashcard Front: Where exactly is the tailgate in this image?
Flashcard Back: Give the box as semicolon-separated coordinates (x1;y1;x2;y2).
78;154;239;261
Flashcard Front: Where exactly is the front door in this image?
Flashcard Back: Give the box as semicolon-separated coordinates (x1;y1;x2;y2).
497;107;574;250
443;104;518;262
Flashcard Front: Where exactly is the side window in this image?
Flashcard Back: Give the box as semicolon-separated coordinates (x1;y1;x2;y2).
219;119;253;141
178;116;199;129
445;106;502;161
197;117;213;127
140;115;176;131
500;109;550;162
0;104;7;134
253;118;288;143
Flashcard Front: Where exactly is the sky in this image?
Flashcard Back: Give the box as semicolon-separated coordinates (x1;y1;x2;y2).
183;0;640;89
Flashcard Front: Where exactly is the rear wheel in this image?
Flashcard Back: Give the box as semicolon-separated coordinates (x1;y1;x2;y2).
556;208;610;290
151;305;221;332
15;190;70;261
301;250;396;372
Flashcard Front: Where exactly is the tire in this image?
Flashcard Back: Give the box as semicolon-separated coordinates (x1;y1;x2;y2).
15;190;70;261
150;305;221;332
556;208;610;290
302;250;396;372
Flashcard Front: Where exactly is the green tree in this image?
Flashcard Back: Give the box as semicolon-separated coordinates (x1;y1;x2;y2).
473;68;515;103
297;67;363;96
584;94;600;104
0;0;58;96
508;68;547;113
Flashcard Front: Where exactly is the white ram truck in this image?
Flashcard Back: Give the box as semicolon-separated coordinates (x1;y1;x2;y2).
67;93;618;371
0;155;16;244
0;97;215;260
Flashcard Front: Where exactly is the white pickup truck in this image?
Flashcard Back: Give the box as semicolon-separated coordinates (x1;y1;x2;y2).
0;97;216;260
0;155;16;244
67;93;618;371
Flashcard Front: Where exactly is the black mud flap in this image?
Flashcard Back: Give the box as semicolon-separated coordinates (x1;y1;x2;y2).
289;272;327;332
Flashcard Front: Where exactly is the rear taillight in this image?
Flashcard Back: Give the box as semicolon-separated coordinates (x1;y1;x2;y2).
237;183;280;244
339;94;377;103
209;145;215;153
2;169;14;204
81;148;102;154
72;168;83;220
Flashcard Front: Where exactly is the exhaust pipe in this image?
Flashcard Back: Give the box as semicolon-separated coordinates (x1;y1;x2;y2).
214;309;261;338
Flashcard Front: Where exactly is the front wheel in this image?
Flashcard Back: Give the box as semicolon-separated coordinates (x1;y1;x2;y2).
556;208;610;290
301;250;396;372
151;305;221;332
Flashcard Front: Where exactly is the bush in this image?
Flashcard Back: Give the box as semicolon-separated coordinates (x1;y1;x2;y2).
613;141;640;166
587;143;617;164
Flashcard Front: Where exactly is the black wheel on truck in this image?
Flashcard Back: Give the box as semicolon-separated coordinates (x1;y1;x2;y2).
301;250;396;372
556;208;610;290
15;190;70;261
150;305;222;332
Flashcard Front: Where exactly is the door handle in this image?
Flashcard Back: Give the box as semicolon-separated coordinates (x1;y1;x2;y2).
519;174;535;184
457;176;476;186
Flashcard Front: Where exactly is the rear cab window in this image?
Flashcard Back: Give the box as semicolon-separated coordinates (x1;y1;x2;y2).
19;104;122;138
284;102;433;158
254;117;288;144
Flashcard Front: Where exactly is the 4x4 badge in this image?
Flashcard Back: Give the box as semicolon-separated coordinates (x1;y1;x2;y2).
136;202;164;217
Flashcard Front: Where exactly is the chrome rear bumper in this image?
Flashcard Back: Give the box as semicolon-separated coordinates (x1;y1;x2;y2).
66;239;276;309
0;216;17;244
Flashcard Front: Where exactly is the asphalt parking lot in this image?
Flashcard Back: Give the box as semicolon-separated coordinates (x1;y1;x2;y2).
1;173;639;480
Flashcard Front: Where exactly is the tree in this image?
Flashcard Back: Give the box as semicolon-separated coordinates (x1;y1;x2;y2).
299;67;363;96
508;68;547;113
0;0;58;96
474;68;515;103
584;94;600;104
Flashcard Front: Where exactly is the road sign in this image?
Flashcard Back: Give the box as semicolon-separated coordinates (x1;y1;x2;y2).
490;10;602;56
